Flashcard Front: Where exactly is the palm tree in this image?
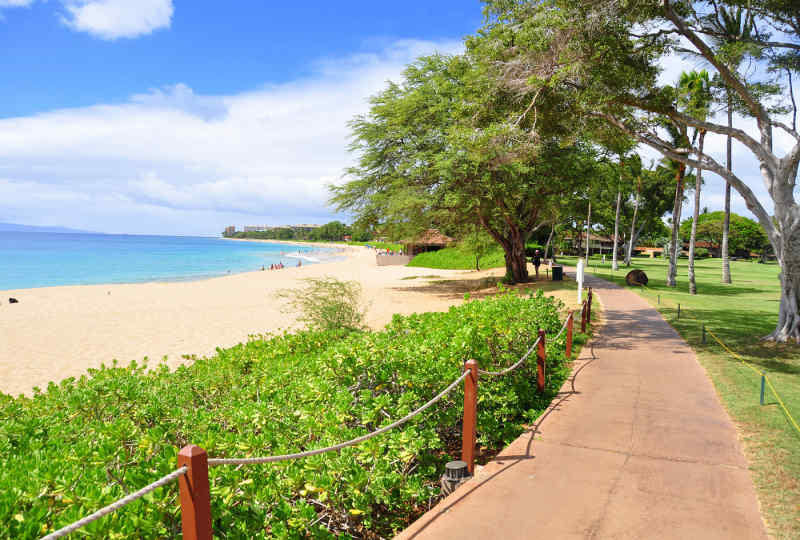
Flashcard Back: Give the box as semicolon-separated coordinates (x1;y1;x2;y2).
679;70;712;294
661;118;691;288
625;174;641;267
612;150;637;271
700;6;756;284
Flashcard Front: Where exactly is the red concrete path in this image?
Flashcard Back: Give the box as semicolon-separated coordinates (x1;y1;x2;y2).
397;273;767;539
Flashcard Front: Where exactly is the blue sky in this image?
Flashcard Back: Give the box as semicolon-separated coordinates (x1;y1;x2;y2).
0;0;480;234
0;1;482;118
0;1;782;235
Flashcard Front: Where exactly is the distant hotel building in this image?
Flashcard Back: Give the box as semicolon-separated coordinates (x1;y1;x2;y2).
242;224;321;233
224;225;236;236
293;224;322;232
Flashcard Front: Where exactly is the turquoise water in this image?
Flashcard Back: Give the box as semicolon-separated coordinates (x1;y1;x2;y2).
0;232;337;291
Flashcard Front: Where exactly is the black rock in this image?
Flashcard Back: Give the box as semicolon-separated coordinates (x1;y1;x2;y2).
9;297;19;304
625;270;648;287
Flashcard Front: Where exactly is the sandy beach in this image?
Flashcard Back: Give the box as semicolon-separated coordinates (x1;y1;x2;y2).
0;245;576;397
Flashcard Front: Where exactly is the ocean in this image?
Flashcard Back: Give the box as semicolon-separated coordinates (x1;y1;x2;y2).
0;232;337;291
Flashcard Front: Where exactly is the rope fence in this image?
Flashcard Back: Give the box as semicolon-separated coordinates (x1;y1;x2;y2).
583;263;799;439
208;371;470;467
477;312;572;377
705;328;800;437
40;467;188;540
634;282;799;438
35;297;593;539
478;336;540;377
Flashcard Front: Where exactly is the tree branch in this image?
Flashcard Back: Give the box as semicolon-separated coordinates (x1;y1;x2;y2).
602;112;777;241
778;141;800;186
773;119;800;142
618;94;778;171
661;0;773;147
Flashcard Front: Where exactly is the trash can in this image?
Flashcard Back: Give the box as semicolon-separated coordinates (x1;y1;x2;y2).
551;265;563;281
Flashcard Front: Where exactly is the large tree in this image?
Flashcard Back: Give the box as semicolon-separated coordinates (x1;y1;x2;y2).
481;0;800;341
331;54;597;283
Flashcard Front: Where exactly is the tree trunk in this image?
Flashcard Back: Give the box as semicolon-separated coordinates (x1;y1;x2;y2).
688;131;705;295
585;201;591;261
625;179;641;266
543;224;555;260
667;164;685;287
764;173;800;341
503;228;530;284
765;219;800;341
722;97;733;284
612;190;621;271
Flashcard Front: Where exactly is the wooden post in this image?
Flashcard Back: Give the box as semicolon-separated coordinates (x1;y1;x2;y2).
178;445;213;540
566;311;574;359
587;287;593;325
461;360;478;475
536;329;546;392
581;301;587;333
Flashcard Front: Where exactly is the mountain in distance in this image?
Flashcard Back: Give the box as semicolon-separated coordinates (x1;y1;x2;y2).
0;222;97;234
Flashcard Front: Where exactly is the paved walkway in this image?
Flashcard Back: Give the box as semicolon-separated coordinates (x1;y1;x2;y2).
397;273;766;539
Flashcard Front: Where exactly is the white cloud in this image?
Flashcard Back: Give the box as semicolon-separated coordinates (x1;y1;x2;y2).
0;0;34;7
61;0;173;39
0;39;463;234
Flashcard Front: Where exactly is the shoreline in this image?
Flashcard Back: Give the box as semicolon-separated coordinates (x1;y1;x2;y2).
2;240;577;398
0;246;480;397
224;237;351;250
1;239;347;294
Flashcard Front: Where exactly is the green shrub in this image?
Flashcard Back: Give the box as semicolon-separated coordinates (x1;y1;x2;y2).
694;247;709;258
1;292;572;539
278;277;366;332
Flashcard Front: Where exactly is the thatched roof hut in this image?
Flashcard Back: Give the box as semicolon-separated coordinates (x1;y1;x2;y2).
404;229;453;256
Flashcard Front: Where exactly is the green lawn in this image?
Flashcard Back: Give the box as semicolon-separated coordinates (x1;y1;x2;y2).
407;246;506;270
559;254;800;538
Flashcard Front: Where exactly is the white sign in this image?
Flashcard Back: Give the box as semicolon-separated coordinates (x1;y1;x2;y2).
577;258;585;303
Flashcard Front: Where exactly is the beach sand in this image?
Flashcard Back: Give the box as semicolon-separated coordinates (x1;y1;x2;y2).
0;245;577;397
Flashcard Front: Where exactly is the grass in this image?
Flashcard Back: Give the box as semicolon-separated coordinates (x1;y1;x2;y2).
407;246;506;270
559;254;800;538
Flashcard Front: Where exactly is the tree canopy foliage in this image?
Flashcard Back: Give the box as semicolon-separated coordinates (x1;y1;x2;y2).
680;211;770;255
331;53;599;283
479;0;800;339
331;0;799;339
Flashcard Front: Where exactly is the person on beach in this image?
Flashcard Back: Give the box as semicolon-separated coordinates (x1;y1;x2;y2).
297;260;302;267
533;249;542;279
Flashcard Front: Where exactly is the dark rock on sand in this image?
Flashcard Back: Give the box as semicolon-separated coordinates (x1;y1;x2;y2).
9;297;19;304
625;270;648;287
